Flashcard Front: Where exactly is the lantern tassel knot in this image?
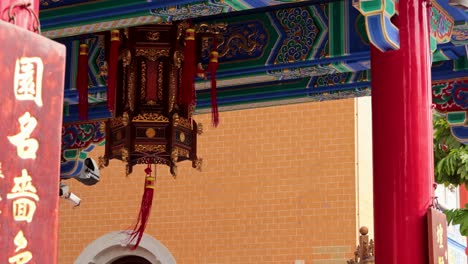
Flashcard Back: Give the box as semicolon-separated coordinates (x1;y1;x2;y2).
180;20;196;107
107;29;120;113
77;43;89;120
127;163;155;250
207;35;219;127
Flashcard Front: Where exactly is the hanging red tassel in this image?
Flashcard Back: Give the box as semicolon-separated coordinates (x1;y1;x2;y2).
77;43;89;120
127;163;155;250
180;21;196;107
207;35;219;127
107;29;120;113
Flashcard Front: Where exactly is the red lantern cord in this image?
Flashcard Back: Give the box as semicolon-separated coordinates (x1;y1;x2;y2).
128;163;155;250
107;29;120;113
180;21;196;107
77;43;89;120
207;35;219;127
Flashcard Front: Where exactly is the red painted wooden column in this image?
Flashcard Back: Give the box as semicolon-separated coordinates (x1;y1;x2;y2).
370;0;433;262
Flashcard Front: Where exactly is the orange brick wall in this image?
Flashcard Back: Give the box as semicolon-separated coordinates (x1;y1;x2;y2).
58;99;357;264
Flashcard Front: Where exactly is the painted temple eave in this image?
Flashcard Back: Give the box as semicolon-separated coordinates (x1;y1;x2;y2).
43;0;467;146
39;0;329;38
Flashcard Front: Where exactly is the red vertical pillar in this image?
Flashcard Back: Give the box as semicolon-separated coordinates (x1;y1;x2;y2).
0;0;39;32
371;0;433;263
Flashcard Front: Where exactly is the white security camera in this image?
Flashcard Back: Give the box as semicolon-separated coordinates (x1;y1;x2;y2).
59;182;69;197
76;158;100;186
59;182;81;207
59;158;100;207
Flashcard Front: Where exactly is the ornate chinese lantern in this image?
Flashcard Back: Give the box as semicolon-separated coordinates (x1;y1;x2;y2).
99;22;222;249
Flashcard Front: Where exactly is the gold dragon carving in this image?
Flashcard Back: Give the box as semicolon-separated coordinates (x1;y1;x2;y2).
132;112;169;123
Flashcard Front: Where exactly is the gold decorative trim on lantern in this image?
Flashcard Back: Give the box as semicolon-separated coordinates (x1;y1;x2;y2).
98;156;107;169
146;100;157;106
146;31;160;41
179;132;186;143
177;21;190;40
121;148;129;162
169;67;176;113
170;148;178;164
135;144;166;153
123;28;129;40
128;61;136;111
135;156;169;165
171;165;178;177
122;112;130;126
111;29;120;41
175;147;189;158
173;50;183;68
185;28;195;41
135;48;169;61
172;113;179;126
188;104;196;119
79;43;89;55
145;128;156;138
99;121;106;134
158;61;164;100
132;112;169;123
172;113;191;129
121;49;132;67
193;158;203;171
141;61;146;99
110;116;124;127
197;123;203;135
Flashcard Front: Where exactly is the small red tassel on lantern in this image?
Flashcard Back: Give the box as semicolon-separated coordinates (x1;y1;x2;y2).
207;35;219;127
107;29;120;113
180;22;196;107
77;43;89;120
127;163;155;250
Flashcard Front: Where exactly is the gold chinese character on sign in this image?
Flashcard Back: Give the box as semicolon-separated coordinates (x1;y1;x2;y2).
438;256;445;264
8;251;32;264
8;112;39;160
7;169;38;200
0;162;4;178
13;57;43;107
436;223;444;249
13;230;27;252
7;169;39;222
8;230;32;264
11;198;37;223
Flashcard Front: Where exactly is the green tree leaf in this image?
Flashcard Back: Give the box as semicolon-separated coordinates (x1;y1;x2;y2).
433;112;468;236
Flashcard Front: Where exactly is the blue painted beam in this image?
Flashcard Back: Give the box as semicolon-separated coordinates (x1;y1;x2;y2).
41;0;203;29
215;52;371;78
63;104;110;123
436;0;468;22
433;69;468;80
213;43;464;79
196;82;371;108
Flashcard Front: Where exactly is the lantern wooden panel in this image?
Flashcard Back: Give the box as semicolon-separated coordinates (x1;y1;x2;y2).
101;23;202;176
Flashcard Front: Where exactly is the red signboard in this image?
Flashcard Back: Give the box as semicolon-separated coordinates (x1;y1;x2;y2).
428;207;449;264
0;20;65;264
